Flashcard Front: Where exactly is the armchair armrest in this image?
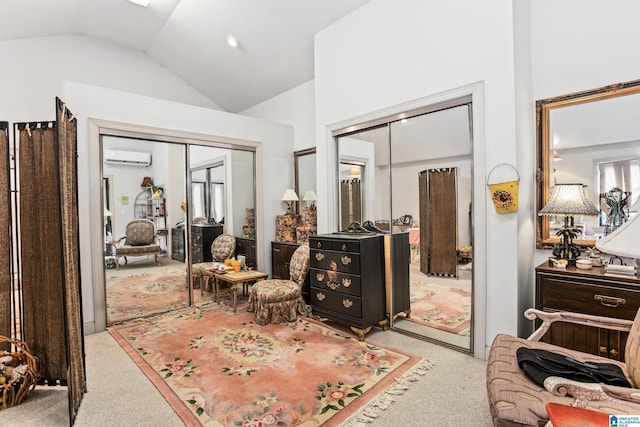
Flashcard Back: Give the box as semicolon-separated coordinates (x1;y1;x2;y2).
525;308;633;342
544;376;640;409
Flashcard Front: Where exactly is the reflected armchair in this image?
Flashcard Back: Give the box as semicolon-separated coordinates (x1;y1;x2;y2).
114;219;161;269
192;234;236;294
486;308;640;426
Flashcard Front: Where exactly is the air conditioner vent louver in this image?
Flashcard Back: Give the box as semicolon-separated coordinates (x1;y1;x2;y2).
104;149;151;167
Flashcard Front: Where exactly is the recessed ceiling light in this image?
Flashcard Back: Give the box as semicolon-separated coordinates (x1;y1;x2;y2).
226;34;239;48
127;0;151;7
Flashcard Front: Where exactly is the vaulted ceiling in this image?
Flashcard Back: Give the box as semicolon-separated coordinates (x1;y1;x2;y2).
1;0;369;112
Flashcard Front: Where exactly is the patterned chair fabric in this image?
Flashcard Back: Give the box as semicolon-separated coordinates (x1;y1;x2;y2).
114;219;161;269
486;308;640;426
246;243;310;326
193;234;236;293
211;234;236;262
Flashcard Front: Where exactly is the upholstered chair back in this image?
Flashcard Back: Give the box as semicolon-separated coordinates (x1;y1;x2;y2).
288;243;310;286
193;217;207;224
124;219;156;246
211;234;236;262
624;307;640;387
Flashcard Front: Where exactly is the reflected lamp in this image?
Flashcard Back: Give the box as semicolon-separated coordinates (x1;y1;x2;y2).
302;189;317;208
281;189;298;214
596;211;640;276
539;184;599;263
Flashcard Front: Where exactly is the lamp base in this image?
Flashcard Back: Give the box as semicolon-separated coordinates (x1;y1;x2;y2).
552;242;580;267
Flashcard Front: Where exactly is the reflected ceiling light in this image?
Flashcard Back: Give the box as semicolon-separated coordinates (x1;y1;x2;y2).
226;34;239;48
127;0;151;7
349;166;361;178
401;119;408;124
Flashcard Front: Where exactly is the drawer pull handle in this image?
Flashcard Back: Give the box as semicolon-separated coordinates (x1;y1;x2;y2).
342;299;354;308
316;292;326;301
342;244;347;251
316;273;324;281
341;256;352;265
599;346;608;355
342;278;351;288
594;294;626;307
316;242;322;248
610;348;620;358
327;282;339;290
315;253;325;261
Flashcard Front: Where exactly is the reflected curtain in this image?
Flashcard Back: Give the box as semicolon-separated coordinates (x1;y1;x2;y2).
340;178;361;229
419;168;458;276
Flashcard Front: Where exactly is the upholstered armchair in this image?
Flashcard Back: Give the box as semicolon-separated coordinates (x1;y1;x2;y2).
486;307;640;426
114;219;161;269
246;243;310;325
192;234;236;293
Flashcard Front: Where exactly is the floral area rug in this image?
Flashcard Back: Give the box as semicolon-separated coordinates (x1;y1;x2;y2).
405;281;471;335
109;303;426;426
107;268;207;324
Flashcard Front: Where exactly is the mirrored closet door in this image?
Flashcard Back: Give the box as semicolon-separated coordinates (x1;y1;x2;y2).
101;137;256;326
335;100;473;351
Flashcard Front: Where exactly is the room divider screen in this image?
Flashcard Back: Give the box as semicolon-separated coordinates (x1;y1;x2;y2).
2;98;85;423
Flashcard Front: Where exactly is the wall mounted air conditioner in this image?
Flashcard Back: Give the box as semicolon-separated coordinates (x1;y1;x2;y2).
104;149;151;167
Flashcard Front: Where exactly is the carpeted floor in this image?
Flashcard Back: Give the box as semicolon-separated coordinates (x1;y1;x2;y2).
109;302;426;426
404;281;471;335
3;326;492;426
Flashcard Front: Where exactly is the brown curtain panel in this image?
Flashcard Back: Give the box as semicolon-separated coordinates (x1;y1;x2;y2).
0;123;10;346
57;98;86;422
340;180;349;229
18;122;67;382
419;168;458;276
352;178;361;223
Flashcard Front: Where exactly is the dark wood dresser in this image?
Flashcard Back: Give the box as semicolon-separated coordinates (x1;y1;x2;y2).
271;241;310;301
535;261;640;361
171;228;185;262
235;237;257;269
191;223;224;263
309;233;387;340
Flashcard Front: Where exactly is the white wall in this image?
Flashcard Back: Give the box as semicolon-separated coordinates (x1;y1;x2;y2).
314;0;517;357
0;35;220;126
241;81;317;152
64;81;294;333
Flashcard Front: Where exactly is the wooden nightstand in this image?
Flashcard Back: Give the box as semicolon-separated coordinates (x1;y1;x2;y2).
535;261;640;361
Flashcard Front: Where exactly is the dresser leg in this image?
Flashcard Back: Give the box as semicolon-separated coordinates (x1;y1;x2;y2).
350;326;371;341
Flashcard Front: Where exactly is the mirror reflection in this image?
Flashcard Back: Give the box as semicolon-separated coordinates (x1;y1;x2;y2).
537;81;640;248
336;103;473;351
102;138;257;326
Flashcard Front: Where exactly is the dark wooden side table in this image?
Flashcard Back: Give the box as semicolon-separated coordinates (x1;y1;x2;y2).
535;261;640;360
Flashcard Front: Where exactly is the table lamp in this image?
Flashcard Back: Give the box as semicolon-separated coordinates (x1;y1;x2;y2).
302;189;317;208
539;183;599;263
281;189;298;214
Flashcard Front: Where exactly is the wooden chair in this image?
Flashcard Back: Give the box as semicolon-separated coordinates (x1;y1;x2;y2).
486;307;640;426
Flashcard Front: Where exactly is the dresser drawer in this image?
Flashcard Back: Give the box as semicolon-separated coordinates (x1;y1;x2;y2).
310;287;362;318
310;249;360;273
541;277;640;319
309;267;361;296
311;237;360;253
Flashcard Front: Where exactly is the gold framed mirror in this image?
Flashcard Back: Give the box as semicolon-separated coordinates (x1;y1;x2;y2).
536;79;640;249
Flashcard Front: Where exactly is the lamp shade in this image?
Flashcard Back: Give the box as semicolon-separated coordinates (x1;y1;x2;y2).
302;190;317;201
596;212;640;259
349;166;361;177
539;184;599;216
281;189;299;202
